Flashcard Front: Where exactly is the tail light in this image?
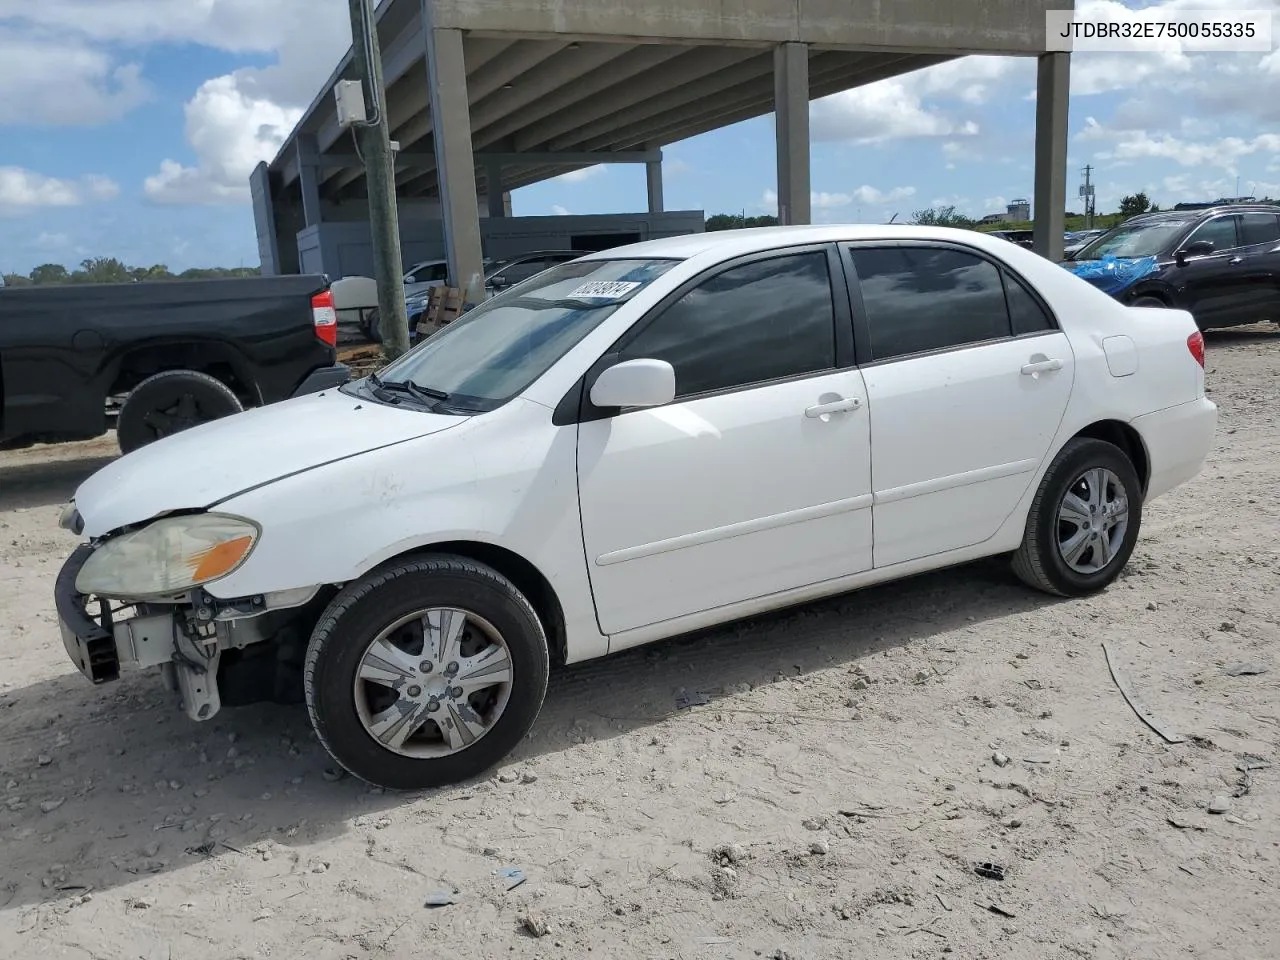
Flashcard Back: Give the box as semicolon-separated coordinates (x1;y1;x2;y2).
312;289;338;347
1187;330;1205;368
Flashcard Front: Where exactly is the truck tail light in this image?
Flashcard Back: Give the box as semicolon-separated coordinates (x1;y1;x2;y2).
1187;330;1205;368
312;289;338;347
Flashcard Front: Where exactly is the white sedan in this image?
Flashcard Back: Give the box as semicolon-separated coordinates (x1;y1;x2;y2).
53;226;1217;790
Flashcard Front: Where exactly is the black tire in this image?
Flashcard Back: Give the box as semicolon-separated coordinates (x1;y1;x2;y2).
304;554;550;791
1130;296;1167;308
1012;438;1143;598
366;309;382;344
116;369;243;454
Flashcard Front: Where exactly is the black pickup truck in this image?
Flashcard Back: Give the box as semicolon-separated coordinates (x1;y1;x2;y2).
0;275;350;454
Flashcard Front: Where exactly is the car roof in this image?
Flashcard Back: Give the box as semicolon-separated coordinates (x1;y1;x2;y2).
577;224;1031;263
1124;204;1280;228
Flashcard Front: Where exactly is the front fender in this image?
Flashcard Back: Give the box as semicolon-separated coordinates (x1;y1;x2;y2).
206;398;606;661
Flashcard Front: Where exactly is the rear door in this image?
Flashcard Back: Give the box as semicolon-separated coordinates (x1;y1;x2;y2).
1236;212;1280;322
843;243;1075;568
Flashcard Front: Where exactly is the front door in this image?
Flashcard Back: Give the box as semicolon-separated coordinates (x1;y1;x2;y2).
576;248;874;638
845;243;1075;568
1176;214;1252;328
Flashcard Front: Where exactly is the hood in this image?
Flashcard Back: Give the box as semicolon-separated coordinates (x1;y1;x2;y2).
73;388;465;537
1060;254;1160;296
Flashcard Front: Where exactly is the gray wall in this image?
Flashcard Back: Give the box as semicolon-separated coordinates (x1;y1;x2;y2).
296;211;706;280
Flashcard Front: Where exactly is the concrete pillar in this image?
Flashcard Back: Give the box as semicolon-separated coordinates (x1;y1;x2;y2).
486;160;505;218
773;42;810;226
425;26;485;296
1032;52;1070;261
646;154;664;214
296;134;323;229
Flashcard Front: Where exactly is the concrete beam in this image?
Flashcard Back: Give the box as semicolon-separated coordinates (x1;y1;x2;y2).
1032;52;1070;261
513;46;759;151
427;26;484;294
606;54;946;153
296;134;323;227
469;39;571;103
550;51;773;151
471;44;689;151
427;0;1061;55
774;42;810;226
467;42;631;133
485;160;505;218
585;51;890;152
476;150;659;165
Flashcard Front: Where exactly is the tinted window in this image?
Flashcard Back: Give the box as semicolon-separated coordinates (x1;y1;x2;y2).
1186;216;1239;251
1004;272;1054;335
1239;213;1280;247
622;252;836;398
850;247;1011;361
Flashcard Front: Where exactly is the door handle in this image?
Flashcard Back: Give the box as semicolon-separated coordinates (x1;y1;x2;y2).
805;396;863;418
1021;358;1064;376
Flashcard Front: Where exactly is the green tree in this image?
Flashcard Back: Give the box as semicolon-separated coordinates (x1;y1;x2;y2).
705;213;780;231
73;257;132;284
30;263;71;285
2;273;31;287
911;205;974;227
129;264;174;282
1118;192;1152;217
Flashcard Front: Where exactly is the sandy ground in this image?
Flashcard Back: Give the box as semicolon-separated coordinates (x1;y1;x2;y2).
1;326;1278;960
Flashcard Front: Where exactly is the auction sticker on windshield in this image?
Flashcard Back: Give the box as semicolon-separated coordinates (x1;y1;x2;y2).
567;281;642;300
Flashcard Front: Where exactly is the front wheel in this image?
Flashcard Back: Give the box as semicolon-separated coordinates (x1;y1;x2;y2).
304;555;550;790
1012;438;1143;597
1129;296;1167;308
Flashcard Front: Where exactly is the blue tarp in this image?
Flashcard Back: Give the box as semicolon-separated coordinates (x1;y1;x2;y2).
1062;254;1159;296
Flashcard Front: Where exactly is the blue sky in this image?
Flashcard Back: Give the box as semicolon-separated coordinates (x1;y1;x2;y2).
2;0;1278;275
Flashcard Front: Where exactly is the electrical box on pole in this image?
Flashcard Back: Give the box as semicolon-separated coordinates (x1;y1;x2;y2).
334;80;368;128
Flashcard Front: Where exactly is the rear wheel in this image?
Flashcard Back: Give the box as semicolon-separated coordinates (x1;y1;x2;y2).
1130;296;1167;308
1012;438;1143;597
116;369;243;454
304;555;550;791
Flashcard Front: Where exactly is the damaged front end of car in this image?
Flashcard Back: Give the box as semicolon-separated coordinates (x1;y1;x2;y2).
54;503;328;721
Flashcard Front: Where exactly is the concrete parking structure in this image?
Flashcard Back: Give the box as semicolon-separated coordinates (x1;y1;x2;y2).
253;0;1074;281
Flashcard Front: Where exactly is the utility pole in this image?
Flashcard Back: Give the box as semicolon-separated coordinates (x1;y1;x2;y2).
1080;164;1095;230
347;0;409;361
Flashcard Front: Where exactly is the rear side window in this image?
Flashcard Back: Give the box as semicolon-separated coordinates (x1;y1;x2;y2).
849;247;1012;361
622;251;837;398
1003;272;1054;335
1239;213;1280;247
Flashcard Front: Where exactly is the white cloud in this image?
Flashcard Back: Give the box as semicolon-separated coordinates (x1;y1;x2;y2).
145;76;304;205
1077;116;1280;174
34;232;70;250
551;204;572;216
0;167;120;217
761;185;916;215
812;80;979;144
552;165;605;184
0;30;149;125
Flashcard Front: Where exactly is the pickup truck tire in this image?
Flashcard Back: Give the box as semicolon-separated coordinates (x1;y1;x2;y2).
116;369;244;454
304;555;550;791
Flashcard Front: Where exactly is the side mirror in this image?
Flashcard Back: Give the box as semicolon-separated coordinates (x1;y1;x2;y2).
589;358;676;410
1176;240;1215;264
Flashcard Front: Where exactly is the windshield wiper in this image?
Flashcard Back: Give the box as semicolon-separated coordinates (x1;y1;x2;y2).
369;373;450;404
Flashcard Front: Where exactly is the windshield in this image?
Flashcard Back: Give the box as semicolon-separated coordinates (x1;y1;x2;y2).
366;258;679;412
1075;220;1190;260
